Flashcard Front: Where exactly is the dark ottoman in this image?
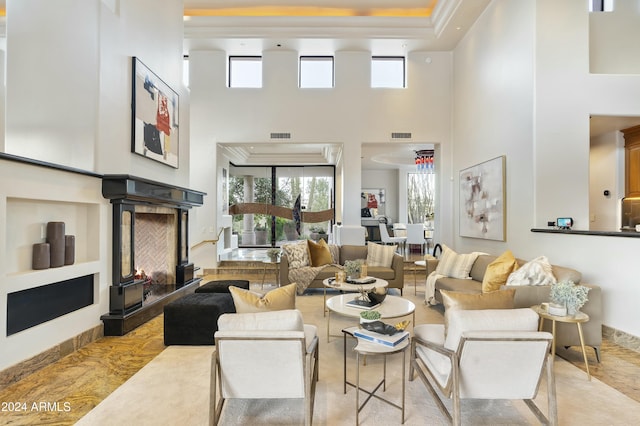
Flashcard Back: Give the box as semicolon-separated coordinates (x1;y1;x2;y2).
163;293;235;345
195;279;250;294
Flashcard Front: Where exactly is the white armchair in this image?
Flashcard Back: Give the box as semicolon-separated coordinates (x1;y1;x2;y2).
211;309;319;426
410;308;557;425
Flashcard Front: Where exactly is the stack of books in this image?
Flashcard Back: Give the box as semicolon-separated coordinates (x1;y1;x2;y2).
353;328;410;347
345;298;380;310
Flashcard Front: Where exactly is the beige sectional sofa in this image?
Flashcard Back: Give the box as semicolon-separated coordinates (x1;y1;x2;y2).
279;244;405;293
425;254;603;361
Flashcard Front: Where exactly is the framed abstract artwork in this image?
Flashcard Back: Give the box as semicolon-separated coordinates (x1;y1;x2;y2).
459;156;506;241
361;188;386;217
131;57;179;168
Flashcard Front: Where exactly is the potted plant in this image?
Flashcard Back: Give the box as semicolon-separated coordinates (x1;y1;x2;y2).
344;259;363;280
309;225;328;242
254;216;268;245
266;248;281;262
283;221;298;241
550;280;590;316
359;310;381;324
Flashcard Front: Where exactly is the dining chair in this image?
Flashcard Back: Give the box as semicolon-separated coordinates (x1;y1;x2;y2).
379;223;406;254
405;223;427;255
392;222;407;237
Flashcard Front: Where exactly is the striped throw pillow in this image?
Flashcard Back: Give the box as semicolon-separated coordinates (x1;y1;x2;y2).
435;245;480;279
366;242;397;268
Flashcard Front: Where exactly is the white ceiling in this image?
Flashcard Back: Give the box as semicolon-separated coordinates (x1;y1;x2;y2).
183;0;491;56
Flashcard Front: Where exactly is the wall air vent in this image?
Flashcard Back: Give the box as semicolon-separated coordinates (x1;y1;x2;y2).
270;132;291;139
391;132;412;139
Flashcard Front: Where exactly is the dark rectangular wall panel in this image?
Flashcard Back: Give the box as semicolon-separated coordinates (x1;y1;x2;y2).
7;275;94;336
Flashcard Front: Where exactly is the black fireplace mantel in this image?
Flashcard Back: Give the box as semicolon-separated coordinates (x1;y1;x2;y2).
101;175;205;335
102;174;206;207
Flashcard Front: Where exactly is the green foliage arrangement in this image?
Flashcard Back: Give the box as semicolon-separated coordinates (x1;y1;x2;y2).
550;280;590;314
360;310;381;321
344;259;363;277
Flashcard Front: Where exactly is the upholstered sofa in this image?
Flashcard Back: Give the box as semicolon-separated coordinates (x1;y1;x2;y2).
425;254;603;361
279;244;405;294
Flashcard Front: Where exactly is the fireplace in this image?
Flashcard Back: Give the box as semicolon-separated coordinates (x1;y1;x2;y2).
101;175;205;335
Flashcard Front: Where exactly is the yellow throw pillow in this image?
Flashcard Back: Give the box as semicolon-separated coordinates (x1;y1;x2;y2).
307;239;333;267
441;288;516;335
229;283;296;313
481;250;520;293
442;289;516;311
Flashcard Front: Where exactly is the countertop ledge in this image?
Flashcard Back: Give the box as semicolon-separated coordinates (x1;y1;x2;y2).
531;228;640;238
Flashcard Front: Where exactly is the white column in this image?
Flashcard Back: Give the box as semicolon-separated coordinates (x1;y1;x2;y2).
242;176;255;245
338;142;366;245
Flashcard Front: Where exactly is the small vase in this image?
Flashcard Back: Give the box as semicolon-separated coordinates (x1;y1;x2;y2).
566;305;578;316
360;264;368;278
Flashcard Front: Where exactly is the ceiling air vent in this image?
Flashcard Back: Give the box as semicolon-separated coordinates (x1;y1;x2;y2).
270;132;291;139
391;132;412;139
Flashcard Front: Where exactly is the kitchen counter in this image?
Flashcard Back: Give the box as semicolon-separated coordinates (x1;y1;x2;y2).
531;228;640;238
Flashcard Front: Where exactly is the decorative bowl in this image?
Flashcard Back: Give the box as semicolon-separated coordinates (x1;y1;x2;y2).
367;288;387;305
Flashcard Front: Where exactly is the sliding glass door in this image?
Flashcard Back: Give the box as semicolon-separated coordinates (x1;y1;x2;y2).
229;165;334;247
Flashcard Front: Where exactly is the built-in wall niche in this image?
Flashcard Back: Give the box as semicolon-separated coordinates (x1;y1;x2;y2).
5;197;100;275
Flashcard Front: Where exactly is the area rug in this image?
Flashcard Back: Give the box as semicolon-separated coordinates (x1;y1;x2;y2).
78;290;640;425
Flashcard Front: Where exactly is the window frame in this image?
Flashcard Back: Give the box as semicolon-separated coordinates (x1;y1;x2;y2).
299;56;335;88
371;56;406;89
228;56;263;88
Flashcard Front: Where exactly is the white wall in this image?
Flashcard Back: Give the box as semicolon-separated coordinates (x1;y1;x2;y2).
453;0;640;337
589;131;624;231
5;0;190;186
589;0;640;74
5;0;100;168
453;0;535;254
188;48;454;255
0;0;190;371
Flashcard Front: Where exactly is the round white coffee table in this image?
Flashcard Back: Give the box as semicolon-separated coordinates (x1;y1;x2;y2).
325;293;415;342
322;277;388;317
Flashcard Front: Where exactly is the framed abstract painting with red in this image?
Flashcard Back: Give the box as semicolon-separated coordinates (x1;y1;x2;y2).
131;57;179;168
